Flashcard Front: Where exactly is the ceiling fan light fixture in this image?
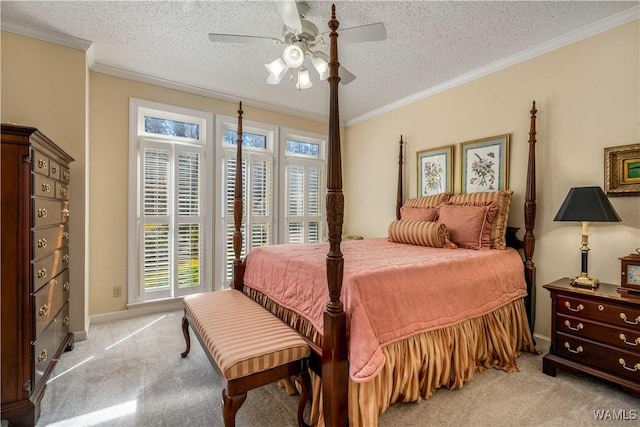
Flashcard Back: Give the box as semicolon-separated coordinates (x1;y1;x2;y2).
282;44;304;68
265;58;289;84
312;56;329;80
296;67;313;90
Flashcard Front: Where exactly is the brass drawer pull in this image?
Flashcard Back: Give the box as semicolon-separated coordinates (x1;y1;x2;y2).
564;342;583;354
51;165;58;174
39;304;49;316
41;183;51;192
564;320;583;331
63;254;69;263
37;208;48;218
37;268;47;279
38;349;48;363
565;301;584;312
37;159;47;169
619;358;640;372
63;231;70;240
63;281;70;291
63;316;70;326
62;171;70;180
620;313;640;325
60;187;68;196
619;334;640;346
37;238;47;248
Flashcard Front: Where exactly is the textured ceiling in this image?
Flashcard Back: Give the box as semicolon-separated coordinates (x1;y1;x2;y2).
1;1;638;124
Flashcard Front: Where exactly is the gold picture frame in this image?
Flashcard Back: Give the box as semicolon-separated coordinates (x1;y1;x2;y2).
460;134;510;193
417;145;454;196
604;143;640;197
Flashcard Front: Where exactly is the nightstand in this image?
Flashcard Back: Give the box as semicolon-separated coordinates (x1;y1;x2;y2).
543;278;640;397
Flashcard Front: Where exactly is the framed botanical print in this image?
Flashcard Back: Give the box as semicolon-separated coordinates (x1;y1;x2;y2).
460;134;510;193
417;145;454;196
604;143;640;196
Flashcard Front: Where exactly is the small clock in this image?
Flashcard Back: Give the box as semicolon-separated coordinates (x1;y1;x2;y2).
618;250;640;298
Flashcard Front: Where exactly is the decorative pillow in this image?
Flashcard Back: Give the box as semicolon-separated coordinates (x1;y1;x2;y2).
403;192;452;208
388;220;456;248
400;205;438;222
448;190;513;249
437;203;498;250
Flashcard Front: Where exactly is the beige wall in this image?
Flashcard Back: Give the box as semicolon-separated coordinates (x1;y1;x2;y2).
344;20;640;340
1;31;89;334
89;72;327;315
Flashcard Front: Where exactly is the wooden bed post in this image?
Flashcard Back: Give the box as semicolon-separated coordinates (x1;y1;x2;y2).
524;101;537;333
232;102;245;291
323;5;348;427
396;136;404;221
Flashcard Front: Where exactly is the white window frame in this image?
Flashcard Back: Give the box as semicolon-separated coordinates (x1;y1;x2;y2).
215;115;279;289
280;128;327;244
128;98;213;304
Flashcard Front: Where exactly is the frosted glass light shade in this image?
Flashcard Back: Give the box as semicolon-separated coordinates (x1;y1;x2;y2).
296;67;313;90
265;58;288;84
282;44;304;68
312;56;329;80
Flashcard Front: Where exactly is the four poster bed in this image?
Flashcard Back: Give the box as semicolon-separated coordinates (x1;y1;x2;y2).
230;5;538;426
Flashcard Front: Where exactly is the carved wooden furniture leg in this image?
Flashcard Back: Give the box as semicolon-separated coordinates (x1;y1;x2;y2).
297;369;311;427
181;315;191;357
222;389;247;427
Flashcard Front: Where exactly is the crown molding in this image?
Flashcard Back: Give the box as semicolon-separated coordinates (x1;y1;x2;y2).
1;18;92;51
91;63;329;124
346;6;640;127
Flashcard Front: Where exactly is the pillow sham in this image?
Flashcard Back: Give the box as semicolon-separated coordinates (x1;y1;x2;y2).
448;190;513;249
400;205;438;222
388;220;456;248
437;203;497;250
403;192;452;208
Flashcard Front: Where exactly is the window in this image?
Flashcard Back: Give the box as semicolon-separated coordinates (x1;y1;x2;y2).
216;120;326;288
129;99;213;303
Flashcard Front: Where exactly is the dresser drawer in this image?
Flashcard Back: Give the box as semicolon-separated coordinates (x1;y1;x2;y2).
33;269;70;339
33;174;56;198
48;159;61;181
32;224;69;260
557;332;640;383
60;165;70;184
558;294;640;332
32;247;70;292
558;314;640;352
31;149;50;177
33;302;70;386
32;198;67;228
56;182;70;200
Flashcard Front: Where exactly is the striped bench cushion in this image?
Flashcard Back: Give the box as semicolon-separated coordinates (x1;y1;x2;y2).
183;291;310;380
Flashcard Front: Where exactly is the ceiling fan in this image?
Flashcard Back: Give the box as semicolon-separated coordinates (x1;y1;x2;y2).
208;0;386;90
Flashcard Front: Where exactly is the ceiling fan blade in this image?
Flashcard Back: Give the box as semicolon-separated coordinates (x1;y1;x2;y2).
339;66;356;85
337;22;387;44
275;0;302;32
208;33;282;45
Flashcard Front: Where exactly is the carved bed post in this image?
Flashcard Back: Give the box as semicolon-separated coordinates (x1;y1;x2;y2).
232;102;245;291
322;5;348;426
396;136;404;220
524;101;537;333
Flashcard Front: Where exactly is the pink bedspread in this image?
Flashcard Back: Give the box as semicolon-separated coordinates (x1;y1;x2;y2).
243;238;527;383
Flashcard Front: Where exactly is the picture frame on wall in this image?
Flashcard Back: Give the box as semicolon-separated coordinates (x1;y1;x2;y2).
417;145;454;196
604;143;640;196
460;134;510;193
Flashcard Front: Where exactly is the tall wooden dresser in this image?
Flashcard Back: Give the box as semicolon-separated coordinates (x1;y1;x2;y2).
1;124;75;426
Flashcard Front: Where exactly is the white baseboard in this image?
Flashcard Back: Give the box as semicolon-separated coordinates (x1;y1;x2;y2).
88;298;184;327
533;333;550;353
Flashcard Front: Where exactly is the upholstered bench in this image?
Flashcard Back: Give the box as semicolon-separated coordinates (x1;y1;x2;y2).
181;290;311;427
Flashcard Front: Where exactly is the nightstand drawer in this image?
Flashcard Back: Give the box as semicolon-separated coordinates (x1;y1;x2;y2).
558;314;640;352
558;295;640;332
557;332;640;383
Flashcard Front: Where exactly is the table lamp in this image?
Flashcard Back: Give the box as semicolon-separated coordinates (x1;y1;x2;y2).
553;186;621;288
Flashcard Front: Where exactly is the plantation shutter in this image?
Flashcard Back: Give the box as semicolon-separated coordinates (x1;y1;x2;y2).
285;159;324;243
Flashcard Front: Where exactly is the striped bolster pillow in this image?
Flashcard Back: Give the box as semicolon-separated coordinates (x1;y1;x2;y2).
388;220;456;248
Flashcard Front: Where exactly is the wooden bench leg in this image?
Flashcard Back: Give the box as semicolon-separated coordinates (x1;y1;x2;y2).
297;369;311;427
222;389;246;427
180;315;191;358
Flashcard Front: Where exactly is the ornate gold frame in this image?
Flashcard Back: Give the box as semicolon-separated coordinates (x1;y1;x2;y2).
604;143;640;196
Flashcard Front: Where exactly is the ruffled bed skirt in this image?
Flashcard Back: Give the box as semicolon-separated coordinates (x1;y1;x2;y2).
245;288;536;426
